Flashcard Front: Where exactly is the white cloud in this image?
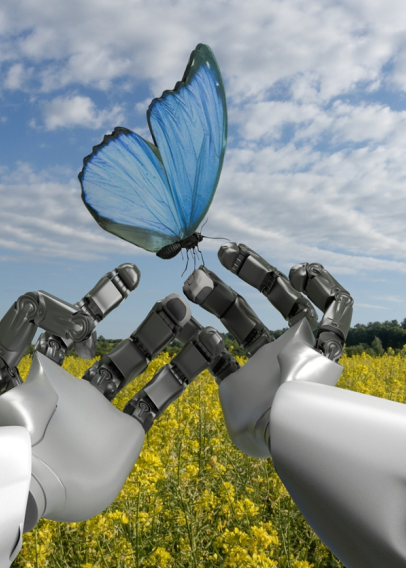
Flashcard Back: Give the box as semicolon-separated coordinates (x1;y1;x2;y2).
207;133;406;272
232;99;406;149
357;303;388;310
2;0;406;328
4;62;27;89
0;0;403;101
40;95;125;130
0;162;141;261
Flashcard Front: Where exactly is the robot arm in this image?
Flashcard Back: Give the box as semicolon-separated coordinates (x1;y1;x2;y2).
0;265;138;568
82;293;193;400
186;243;406;568
0;427;31;568
218;242;319;331
183;243;353;458
217;242;353;361
271;380;406;568
36;262;141;364
0;281;223;553
124;324;223;430
183;265;275;358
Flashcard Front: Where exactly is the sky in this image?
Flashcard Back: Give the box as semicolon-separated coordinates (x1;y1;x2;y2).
2;0;406;340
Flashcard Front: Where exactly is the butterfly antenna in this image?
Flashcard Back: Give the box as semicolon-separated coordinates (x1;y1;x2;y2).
199;217;230;243
200;217;209;232
201;235;231;242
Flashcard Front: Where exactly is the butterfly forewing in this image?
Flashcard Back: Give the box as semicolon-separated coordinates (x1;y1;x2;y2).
148;43;227;237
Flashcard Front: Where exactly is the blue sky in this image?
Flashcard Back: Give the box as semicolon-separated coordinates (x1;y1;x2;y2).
2;0;406;339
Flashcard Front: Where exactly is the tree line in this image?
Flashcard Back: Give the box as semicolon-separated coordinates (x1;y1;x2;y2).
97;319;406;359
26;319;406;359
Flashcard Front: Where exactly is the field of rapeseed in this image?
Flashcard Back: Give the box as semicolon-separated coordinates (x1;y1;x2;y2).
12;348;406;568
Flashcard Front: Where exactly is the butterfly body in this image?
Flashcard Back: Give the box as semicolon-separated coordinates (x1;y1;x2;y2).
156;233;204;259
79;44;227;258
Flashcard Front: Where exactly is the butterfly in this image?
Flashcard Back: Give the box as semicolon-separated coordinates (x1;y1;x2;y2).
79;43;227;259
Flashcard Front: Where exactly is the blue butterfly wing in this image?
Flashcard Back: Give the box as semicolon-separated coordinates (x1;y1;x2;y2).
147;43;228;238
79;44;227;254
80;128;184;252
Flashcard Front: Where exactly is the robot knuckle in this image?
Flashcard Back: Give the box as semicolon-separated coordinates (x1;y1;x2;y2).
116;263;140;292
217;241;241;271
289;263;309;292
183;269;214;304
161;293;191;327
16;292;41;320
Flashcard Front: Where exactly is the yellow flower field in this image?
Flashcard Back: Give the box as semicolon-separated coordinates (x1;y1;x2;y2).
11;348;406;568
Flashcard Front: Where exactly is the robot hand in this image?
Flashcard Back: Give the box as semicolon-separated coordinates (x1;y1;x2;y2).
184;243;406;568
0;262;141;395
0;269;223;568
183;242;353;459
0;263;140;566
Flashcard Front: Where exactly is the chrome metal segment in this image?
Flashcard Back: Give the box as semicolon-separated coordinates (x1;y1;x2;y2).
83;294;192;400
75;263;140;322
30;291;96;365
34;291;95;344
218;242;319;330
34;333;70;366
0;263;140;394
8;353;145;528
34;263;140;366
82;338;149;401
0;289;95;374
217;243;353;362
183;267;274;357
289;262;353;361
177;316;240;384
0;293;40;370
124;326;224;431
210;349;241;385
0;359;22;395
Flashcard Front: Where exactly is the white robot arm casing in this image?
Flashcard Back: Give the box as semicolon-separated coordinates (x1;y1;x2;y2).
271;381;406;568
0;426;31;568
0;353;146;528
219;317;406;568
217;318;342;458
